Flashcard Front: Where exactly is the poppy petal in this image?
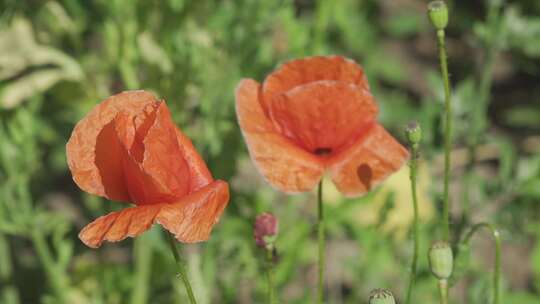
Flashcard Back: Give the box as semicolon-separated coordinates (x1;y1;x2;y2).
156;180;229;242
262;55;369;107
78;181;228;248
236;79;325;193
174;128;213;193
79;204;161;248
268;80;378;153
66;91;159;202
327;123;409;197
140;102;191;198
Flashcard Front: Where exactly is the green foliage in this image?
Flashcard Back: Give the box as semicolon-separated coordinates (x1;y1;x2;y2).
0;0;539;303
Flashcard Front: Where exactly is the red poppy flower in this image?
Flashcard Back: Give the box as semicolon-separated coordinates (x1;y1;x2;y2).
235;56;409;197
67;91;229;248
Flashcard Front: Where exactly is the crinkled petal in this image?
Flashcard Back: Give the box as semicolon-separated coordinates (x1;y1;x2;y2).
140;103;190;199
156;180;229;243
268;80;378;153
236;79;324;193
66;90;159;202
79;204;161;248
174;127;213;193
262;55;369;108
78;181;229;248
327;123;409;197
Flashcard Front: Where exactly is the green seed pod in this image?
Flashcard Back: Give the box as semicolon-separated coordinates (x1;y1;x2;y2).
429;241;453;280
405;121;422;146
428;1;449;30
369;288;396;304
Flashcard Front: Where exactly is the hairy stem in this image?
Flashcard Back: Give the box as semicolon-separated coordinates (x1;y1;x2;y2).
405;146;420;304
317;180;325;303
462;223;502;304
266;248;276;304
165;230;197;304
437;28;452;242
438;279;449;304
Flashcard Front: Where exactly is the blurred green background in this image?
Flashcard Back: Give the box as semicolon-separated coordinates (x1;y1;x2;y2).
1;0;540;303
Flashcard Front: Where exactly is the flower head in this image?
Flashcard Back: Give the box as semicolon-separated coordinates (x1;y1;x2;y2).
66;91;229;248
254;212;279;249
235;56;409;197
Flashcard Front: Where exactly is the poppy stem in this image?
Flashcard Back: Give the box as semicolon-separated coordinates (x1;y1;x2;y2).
317;180;325;303
438;279;449;304
266;247;276;304
165;231;197;304
461;223;502;304
436;28;452;242
405;143;420;304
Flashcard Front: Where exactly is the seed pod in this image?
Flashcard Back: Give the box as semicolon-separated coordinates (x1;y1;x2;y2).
405;121;422;146
428;1;449;30
369;288;396;304
429;240;453;280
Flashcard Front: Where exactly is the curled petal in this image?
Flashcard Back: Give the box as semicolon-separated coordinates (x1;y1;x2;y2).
236;79;324;193
156;180;229;243
78;180;229;248
262;55;369;107
268;80;378;153
66;91;159;202
174;128;213;193
327;123;409;197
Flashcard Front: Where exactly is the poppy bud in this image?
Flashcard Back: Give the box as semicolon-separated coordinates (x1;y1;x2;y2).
405;121;422;146
369;288;396;304
428;1;449;31
254;213;279;250
429;240;453;280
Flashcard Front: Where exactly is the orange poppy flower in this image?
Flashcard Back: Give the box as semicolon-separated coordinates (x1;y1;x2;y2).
67;91;229;248
235;55;409;197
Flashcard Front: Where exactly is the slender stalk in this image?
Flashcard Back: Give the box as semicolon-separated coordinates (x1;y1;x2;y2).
317;180;325;303
462;223;502;304
405;146;420;304
266;248;276;304
438;280;449;304
165;230;197;304
130;235;152;304
436;28;452;242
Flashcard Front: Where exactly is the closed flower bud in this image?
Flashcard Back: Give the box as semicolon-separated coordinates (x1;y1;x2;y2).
428;1;449;30
369;288;396;304
429;241;453;280
254;212;279;249
405;121;422;146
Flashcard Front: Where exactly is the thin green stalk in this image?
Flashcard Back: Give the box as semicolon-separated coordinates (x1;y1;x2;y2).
165;230;197;304
130;235;152;304
317;180;325;303
405;146;420;304
436;28;452;242
462;223;502;304
266;248;276;304
438;280;449;304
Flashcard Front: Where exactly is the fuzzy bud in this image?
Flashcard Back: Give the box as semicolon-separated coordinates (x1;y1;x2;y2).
369;288;396;304
405;121;422;146
429;241;453;280
428;1;449;31
254;212;279;250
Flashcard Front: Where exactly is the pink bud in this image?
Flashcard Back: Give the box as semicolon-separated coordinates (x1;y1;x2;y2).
254;212;279;249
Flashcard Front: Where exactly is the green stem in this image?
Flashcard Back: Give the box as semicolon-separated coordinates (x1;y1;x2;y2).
317;180;325;303
462;223;502;304
130;235;152;304
438;280;449;304
266;248;276;304
165;230;197;304
405;146;420;304
437;28;452;241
